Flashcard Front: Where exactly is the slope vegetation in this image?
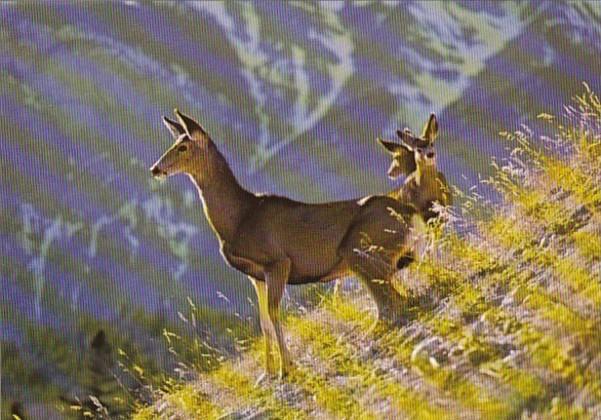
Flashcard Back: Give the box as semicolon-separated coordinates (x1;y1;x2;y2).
132;88;601;420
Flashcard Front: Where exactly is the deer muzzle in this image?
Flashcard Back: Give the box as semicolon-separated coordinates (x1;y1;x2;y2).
424;153;436;166
150;164;167;179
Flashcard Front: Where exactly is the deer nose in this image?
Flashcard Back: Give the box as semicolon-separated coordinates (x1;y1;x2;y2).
427;152;435;159
150;165;165;177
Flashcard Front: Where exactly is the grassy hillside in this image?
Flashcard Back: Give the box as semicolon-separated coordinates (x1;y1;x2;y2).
130;88;601;419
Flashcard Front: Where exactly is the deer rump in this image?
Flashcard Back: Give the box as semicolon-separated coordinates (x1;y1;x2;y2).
221;195;412;285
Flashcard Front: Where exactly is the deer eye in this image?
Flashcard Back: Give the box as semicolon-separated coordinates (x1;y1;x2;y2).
177;144;188;153
417;148;424;154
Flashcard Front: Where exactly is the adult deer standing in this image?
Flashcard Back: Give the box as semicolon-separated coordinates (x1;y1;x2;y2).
150;110;416;381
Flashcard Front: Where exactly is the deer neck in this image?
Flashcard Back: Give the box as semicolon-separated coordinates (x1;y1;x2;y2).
413;164;437;189
188;148;255;244
398;164;440;211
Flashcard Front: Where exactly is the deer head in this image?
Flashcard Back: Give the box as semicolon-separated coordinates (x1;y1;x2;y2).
150;109;216;182
378;113;439;179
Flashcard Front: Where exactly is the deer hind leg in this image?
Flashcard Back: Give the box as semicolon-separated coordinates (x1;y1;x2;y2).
251;277;276;383
265;258;294;378
352;263;406;329
338;231;406;328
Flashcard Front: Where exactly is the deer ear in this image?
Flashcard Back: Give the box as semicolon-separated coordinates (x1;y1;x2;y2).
162;116;186;138
396;128;418;150
392;147;417;177
174;109;207;137
387;148;417;178
422;113;438;141
90;329;107;350
387;160;403;179
377;138;404;154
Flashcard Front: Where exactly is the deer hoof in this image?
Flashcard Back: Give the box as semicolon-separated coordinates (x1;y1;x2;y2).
368;319;390;335
369;314;405;334
278;361;296;380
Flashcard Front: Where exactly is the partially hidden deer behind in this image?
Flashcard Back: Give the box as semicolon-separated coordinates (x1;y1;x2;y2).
150;110;417;381
378;114;452;264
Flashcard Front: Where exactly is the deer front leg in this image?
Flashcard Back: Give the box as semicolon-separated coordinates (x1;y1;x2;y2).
251;278;276;385
265;258;294;379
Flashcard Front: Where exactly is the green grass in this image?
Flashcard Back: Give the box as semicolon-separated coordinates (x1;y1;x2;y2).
320;297;511;418
486;214;601;309
434;227;601;402
289;315;444;419
132;384;223;420
571;230;601;262
210;365;307;420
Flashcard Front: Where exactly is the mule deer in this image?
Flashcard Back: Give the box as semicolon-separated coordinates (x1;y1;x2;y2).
378;113;452;222
377;114;452;268
150;110;417;380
